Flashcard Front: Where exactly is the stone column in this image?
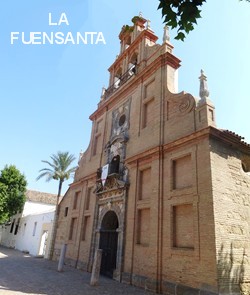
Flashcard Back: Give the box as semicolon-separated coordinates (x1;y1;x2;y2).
113;227;123;281
90;249;103;286
57;244;67;272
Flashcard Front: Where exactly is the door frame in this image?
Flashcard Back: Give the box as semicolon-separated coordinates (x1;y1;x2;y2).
93;203;125;281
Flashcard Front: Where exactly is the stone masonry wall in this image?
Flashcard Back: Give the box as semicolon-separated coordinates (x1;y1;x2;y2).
211;138;250;294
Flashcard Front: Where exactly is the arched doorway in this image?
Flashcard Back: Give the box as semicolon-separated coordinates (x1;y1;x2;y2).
38;230;48;256
99;211;119;277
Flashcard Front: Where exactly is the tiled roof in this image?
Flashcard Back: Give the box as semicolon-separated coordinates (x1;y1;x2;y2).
221;129;250;148
26;190;57;205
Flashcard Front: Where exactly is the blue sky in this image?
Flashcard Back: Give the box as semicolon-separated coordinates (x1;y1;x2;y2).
0;0;250;195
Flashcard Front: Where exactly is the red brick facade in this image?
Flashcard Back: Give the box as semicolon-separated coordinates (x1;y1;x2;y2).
54;17;250;295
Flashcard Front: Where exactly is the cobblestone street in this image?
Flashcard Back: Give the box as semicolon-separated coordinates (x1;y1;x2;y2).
0;246;153;295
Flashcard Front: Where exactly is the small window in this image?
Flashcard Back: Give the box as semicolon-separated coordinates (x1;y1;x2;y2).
14;218;20;235
69;218;77;240
10;219;15;233
85;188;92;211
73;191;80;209
33;222;37;236
64;207;69;217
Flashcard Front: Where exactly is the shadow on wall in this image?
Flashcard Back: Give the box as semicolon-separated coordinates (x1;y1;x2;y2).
217;243;250;295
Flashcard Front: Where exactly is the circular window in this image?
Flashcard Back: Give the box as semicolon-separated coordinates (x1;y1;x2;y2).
118;114;126;126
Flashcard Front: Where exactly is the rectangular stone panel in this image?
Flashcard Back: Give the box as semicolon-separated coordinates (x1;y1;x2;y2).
137;208;150;246
173;154;192;190
173;204;194;249
82;215;90;241
144;79;155;99
69;217;77;241
142;99;154;128
139;167;151;200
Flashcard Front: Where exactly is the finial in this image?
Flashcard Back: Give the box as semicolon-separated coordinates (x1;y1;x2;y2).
100;86;106;100
163;25;170;42
199;69;210;101
78;150;83;163
146;20;151;30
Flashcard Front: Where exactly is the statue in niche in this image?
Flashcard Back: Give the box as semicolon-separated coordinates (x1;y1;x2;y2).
122;166;129;183
110;142;122;157
109;155;120;175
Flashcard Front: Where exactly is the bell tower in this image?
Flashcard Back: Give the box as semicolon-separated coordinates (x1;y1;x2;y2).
92;14;171;281
100;14;160;102
73;13;182;284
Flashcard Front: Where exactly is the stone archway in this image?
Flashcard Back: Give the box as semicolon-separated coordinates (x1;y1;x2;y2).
99;210;119;278
90;198;127;281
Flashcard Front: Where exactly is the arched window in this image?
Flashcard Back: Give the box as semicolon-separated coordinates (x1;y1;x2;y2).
114;68;122;88
124;36;131;50
128;52;138;76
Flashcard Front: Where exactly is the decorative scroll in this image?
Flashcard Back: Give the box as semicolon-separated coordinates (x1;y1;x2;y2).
179;96;192;113
167;92;196;119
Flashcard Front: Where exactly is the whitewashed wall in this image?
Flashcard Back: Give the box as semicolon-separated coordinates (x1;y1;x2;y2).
0;201;55;258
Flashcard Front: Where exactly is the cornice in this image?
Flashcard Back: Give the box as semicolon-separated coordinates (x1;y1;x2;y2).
209;126;250;155
69;127;250;192
70;171;97;188
125;128;216;165
125;146;161;165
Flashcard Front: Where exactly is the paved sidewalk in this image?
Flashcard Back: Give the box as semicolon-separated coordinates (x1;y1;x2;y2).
0;246;154;295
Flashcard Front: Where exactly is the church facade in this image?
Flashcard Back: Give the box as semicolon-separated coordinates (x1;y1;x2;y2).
54;16;250;295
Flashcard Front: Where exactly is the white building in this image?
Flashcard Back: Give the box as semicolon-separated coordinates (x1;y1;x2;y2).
0;190;57;258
